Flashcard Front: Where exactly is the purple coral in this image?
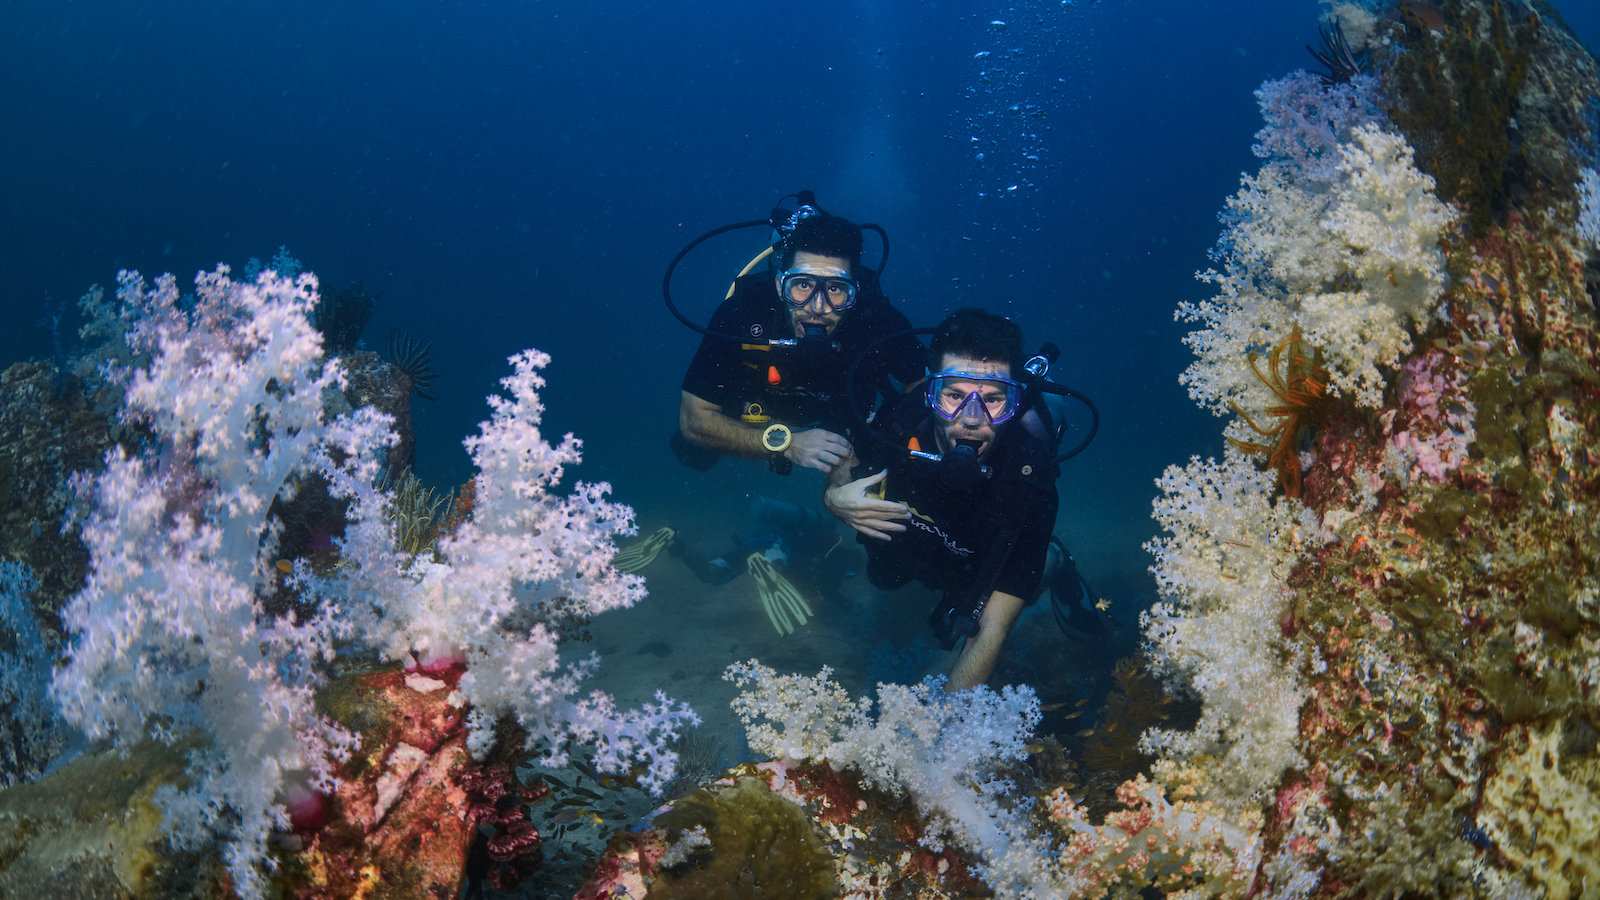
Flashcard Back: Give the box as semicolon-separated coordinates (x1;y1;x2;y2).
1383;350;1476;481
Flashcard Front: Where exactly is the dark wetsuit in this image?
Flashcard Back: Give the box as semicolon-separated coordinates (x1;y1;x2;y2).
855;395;1060;645
680;270;926;439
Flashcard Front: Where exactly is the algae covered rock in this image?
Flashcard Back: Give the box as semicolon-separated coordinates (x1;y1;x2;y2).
0;664;479;900
577;761;992;900
0;739;228;898
270;663;476;899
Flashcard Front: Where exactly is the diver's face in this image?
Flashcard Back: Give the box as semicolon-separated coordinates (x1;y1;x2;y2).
934;354;1009;459
782;251;852;337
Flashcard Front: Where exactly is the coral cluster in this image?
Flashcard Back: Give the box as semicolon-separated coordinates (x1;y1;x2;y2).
709;6;1600;898
1179;71;1457;419
43;265;692;896
724;662;1051;895
1132;2;1600;895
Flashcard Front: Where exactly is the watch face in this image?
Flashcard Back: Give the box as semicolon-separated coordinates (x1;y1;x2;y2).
763;425;790;451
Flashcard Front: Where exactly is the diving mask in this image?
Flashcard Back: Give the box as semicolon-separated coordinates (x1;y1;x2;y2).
926;368;1023;426
778;268;859;311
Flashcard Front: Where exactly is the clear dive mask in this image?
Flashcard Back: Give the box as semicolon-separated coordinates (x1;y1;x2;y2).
778;268;859;311
925;368;1023;426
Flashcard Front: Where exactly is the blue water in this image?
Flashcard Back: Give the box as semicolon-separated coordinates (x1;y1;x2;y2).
3;0;1597;599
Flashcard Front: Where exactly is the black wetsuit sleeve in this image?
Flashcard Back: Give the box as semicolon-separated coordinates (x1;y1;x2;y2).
680;301;748;408
992;486;1059;601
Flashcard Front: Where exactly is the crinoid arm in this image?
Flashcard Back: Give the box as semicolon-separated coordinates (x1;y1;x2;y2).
1227;326;1333;499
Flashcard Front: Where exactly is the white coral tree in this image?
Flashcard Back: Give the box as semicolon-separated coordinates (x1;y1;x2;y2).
52;265;694;898
1178;72;1458;419
51;267;366;898
326;348;698;786
724;662;1064;897
1150;72;1456;811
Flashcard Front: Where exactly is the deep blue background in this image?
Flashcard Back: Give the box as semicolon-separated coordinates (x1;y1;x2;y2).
4;1;1597;589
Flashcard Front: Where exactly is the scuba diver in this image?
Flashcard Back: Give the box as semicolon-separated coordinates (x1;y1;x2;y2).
669;192;927;476
824;308;1104;690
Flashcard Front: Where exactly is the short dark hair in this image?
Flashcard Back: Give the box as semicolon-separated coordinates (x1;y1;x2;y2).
931;308;1023;371
778;212;864;270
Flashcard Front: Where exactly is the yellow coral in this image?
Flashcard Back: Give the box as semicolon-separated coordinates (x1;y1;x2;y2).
1480;724;1600;899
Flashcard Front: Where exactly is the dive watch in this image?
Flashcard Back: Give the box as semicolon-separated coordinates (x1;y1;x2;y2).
762;422;794;474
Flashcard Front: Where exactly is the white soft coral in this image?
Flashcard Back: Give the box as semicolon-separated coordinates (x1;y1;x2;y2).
52;266;697;898
1141;449;1316;804
333;349;697;789
1180;77;1459;415
725;661;1055;897
51;267;367;899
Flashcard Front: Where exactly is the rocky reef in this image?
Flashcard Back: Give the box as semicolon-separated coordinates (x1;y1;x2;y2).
606;2;1600;897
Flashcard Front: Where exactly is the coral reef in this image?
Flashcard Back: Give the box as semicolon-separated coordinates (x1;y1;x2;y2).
708;4;1600;897
1381;0;1600;233
274;663;480;898
1135;1;1600;894
576;762;990;900
30;263;691;897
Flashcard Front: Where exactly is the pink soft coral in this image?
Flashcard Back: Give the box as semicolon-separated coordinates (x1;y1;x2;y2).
1382;350;1476;482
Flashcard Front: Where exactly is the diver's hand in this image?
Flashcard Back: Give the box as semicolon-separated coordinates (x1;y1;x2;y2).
786;428;852;473
824;469;909;541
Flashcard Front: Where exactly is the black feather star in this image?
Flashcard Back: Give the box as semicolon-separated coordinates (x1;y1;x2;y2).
1307;21;1366;86
387;331;438;401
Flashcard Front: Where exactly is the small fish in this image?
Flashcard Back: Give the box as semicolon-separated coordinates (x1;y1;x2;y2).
973;50;991;59
1077;728;1095;738
1075;698;1090;708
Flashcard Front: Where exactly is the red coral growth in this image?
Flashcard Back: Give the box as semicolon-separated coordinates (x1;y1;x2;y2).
1300;410;1384;513
459;764;548;892
793;761;864;825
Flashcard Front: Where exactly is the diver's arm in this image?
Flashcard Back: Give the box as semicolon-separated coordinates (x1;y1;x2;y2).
680;391;850;471
947;590;1025;690
679;391;769;457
